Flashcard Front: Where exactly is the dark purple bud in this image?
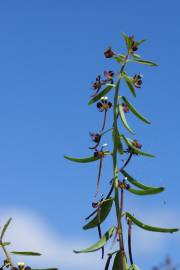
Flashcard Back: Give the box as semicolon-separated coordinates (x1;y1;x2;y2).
104;70;114;80
92;75;101;90
122;103;129;113
131;41;138;52
132;140;142;149
90;133;101;143
133;74;143;88
104;47;115;58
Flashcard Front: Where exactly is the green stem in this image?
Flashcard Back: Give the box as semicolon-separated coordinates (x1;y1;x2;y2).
112;54;129;269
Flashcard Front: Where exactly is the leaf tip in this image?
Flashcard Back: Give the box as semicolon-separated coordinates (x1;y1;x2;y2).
73;250;80;254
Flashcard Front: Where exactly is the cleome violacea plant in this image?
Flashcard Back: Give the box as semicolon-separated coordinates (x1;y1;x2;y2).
64;33;179;270
0;218;57;270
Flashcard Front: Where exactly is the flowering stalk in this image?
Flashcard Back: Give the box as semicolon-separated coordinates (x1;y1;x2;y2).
65;33;179;270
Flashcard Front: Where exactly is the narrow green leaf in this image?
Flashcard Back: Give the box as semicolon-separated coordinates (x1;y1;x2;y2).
122;33;133;49
128;186;164;196
112;252;129;270
0;218;12;240
64;155;99;163
122;136;155;158
11;251;41;256
88;84;115;105
83;198;113;230
126;212;179;233
132;54;141;59
122;96;150;124
137;39;146;46
122;74;136;97
0;242;11;247
119;103;134;135
112;251;120;270
114;55;125;64
121;170;159;190
74;226;115;253
128;59;158;66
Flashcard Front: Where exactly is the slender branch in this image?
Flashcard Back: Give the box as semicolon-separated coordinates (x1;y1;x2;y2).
104;254;113;270
105;182;114;199
97;224;104;259
100;127;113;136
97;205;104;259
101;109;107;132
95;158;103;196
128;220;134;265
119;153;133;173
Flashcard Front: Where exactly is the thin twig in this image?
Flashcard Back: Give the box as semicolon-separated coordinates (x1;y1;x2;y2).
128;220;133;265
95;158;103;196
97;224;104;259
104;254;113;270
119;153;133;173
101;109;107;132
105;182;114;199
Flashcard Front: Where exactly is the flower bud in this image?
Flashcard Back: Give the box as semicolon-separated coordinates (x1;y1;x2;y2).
122;103;129;113
104;47;115;58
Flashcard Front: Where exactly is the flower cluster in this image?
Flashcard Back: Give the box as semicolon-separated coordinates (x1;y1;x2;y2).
92;71;114;95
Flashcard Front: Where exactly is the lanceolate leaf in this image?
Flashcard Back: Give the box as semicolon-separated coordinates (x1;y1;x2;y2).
112;251;120;270
74;226;115;253
88;84;115;105
122;33;133;50
128;59;158;66
127;186;164;196
132;54;141;59
119;103;134;135
0;218;12;240
126;212;179;233
121;169;159;190
122;136;155;158
114;55;126;64
11;251;41;256
112;252;129;270
122;74;136;97
137;39;146;46
121;96;150;124
83;198;113;230
0;242;11;247
64;155;99;163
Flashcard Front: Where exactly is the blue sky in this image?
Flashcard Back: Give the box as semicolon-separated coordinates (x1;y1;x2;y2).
0;1;180;270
